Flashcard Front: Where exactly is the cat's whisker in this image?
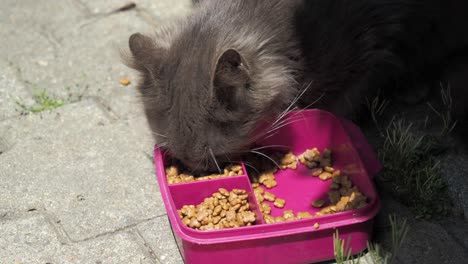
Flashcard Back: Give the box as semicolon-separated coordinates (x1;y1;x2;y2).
150;130;168;138
251;145;290;151
242;161;260;176
270;81;312;128
190;148;208;174
249;150;281;170
156;142;168;147
262;130;280;140
267;114;303;133
264;116;304;136
209;147;222;174
260;91;324;139
299;92;325;110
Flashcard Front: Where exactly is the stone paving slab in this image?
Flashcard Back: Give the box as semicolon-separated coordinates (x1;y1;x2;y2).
0;100;164;242
0;60;33;121
1;0;153;119
374;194;468;264
138;215;184;264
79;0;192;26
0;213;154;263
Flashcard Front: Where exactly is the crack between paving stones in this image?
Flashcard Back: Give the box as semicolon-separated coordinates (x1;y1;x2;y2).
88;96;121;122
42;209;74;245
73;0;94;17
134;229;161;264
69;214;165;243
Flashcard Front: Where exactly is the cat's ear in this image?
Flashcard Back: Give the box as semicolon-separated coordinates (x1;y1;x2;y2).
126;33;165;74
213;49;251;109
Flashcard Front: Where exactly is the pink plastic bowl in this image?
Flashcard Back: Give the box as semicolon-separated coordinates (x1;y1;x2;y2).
154;109;382;264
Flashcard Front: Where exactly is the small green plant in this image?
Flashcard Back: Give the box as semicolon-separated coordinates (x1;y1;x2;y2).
427;84;457;136
333;230;362;264
379;119;450;218
16;89;64;113
334;215;409;264
366;95;389;136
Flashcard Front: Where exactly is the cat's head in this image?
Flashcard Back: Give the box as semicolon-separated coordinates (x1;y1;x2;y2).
125;28;297;172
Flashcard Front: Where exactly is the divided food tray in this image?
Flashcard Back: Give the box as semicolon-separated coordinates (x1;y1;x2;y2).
154;110;382;264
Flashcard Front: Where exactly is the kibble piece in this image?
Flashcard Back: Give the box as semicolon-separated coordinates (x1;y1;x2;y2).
283;210;294;219
254;187;264;195
212;216;222;224
264;214;275;224
332;175;342;184
218;188;229;197
274;198;286;208
313;222;320;229
296;212;313;219
319;158;332;168
275;216;286;222
261;203;271;214
166;166;179;177
185;206;196;218
279;152;298;169
220;210;227;218
335;196;350;211
119;77;131;86
255;192;265;203
182;217;191;226
259;173;275;184
341;176;352;188
213;192;224;200
239;204;250;212
312;199;325;208
196;210;210;222
189;218;201;228
319;172;333;181
328;191;341;204
240;211;256;223
252;183;260;188
332;170;341;177
263;191;276;202
263;179;278;189
311;168;323;176
230;165;243;172
324;166;334;173
232;189;247;195
231;203;241;211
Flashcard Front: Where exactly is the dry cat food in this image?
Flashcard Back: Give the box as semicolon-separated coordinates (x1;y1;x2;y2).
249;147;368;224
254;183;313;224
178;188;256;230
119;77;131;86
274;151;298;169
165;164;244;184
273;198;286;208
315;175;367;216
298;148;332;169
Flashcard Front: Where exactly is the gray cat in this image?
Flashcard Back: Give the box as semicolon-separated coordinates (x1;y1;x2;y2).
125;0;468;172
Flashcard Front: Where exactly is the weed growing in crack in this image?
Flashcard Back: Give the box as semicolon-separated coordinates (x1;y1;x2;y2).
334;215;409;264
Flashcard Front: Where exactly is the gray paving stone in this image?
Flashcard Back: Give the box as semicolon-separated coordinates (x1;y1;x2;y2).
0;100;163;241
138;215;184;264
79;0;193;25
0;60;33;121
0;214;154;263
0;0;154;119
0;0;84;39
441;152;468;219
